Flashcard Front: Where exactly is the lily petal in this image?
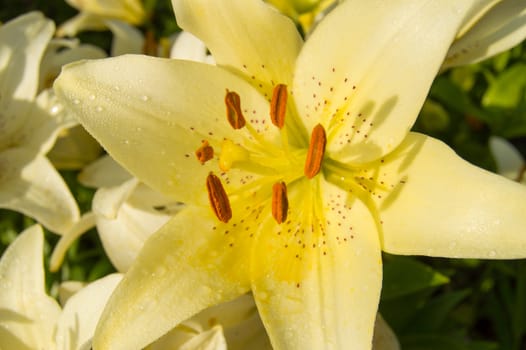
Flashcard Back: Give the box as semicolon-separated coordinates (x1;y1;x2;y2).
0;225;61;350
294;0;480;163
78;155;132;188
106;20;144;56
0;12;54;147
50;212;97;271
489;136;525;181
93;207;252;350
0;148;79;234
251;179;382;349
172;0;303;91
55;55;278;205
55;274;123;350
378;132;526;258
56;13;107;37
444;0;526;68
65;0;145;24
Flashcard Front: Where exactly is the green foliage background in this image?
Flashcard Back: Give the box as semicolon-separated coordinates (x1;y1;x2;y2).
1;1;526;349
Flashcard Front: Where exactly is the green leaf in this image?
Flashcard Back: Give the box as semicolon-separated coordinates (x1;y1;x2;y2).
382;256;449;300
482;63;526;108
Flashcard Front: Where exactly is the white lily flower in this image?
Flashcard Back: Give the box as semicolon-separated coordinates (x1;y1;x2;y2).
0;12;79;234
444;0;526;68
0;224;123;350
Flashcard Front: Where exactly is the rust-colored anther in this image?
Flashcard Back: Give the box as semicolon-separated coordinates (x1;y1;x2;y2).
225;90;246;129
195;140;214;164
272;181;288;224
206;173;232;223
270;84;287;128
304;124;326;179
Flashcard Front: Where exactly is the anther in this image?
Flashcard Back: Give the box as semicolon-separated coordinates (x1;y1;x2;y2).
206;173;232;223
272;181;288;224
304;124;326;179
195;140;214;164
225;90;246;129
270;84;287;128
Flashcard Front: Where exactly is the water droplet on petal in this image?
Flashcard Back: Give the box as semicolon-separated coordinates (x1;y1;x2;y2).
72;99;80;105
88;94;95;100
141;95;149;101
95;106;103;112
488;250;497;258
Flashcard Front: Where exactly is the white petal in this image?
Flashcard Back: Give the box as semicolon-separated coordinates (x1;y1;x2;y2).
78;155;132;188
444;0;526;68
0;12;54;148
489;136;525;180
106;20;145;56
170;31;209;63
55;274;123;350
0;148;79;234
0;225;61;350
50;212;97;271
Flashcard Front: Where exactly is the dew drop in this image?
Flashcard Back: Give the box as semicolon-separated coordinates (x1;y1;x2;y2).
141;95;149;101
95;106;103;112
88;94;95;100
72;99;80;105
488;250;497;258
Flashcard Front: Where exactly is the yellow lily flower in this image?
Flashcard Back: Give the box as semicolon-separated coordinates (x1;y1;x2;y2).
54;0;526;348
266;0;337;34
57;0;146;37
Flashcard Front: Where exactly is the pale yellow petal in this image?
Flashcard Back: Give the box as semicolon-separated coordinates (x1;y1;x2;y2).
65;0;145;24
50;212;97;271
372;314;400;350
0;12;54;147
55;274;123;350
170;31;209;63
489;136;525;180
294;0;481;163
0;225;61;350
172;0;303;93
106;20;144;56
40;39;107;91
93;207;252;350
95;184;173;272
377;133;526;258
78;155;132;188
251;179;382;349
56;13;107;37
444;0;526;68
55;55;278;205
48;125;103;170
0;148;79;234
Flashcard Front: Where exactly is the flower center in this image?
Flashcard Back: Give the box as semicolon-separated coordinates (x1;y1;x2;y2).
196;84;326;224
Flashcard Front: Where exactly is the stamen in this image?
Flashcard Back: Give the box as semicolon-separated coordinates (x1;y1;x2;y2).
225;90;246;129
304;124;326;179
270;84;287;128
272;181;288;224
195;140;214;164
206;172;232;223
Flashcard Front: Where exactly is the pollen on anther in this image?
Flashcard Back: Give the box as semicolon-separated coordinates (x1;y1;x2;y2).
272;181;288;224
195;140;214;164
225;90;246;129
304;124;326;179
206;172;232;223
270;84;287;129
